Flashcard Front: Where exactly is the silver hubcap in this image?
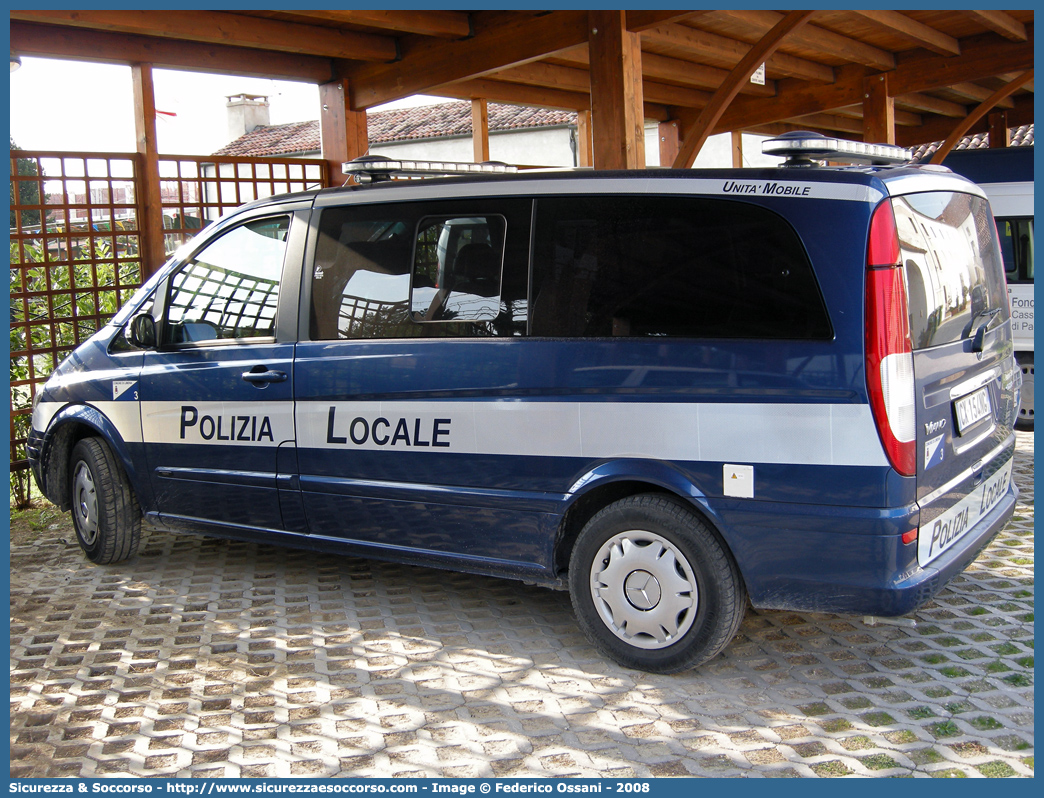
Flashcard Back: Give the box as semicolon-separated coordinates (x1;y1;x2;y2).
590;531;698;650
73;461;99;546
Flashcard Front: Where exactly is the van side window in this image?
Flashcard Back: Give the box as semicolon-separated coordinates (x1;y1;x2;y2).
411;215;505;322
309;200;529;340
165;216;290;345
529;196;831;339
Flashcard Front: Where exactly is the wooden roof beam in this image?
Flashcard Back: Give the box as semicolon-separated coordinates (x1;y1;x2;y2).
345;10;592;109
929;70;1033;162
832;105;923;128
964;10;1028;42
641;24;834;84
782;112;863;135
887;27;1034;95
492;62;714;109
672;11;814;168
894;92;1033;147
947;82;1016;108
8;9;397;61
289;10;472;39
895;93;967;117
717;9;895;70
10;20;335;83
625;11;709;33
551;47;775;97
851;11;960;57
436;77;671;122
715;27;1033;133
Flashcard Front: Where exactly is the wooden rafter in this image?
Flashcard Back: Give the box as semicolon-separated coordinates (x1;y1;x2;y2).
641;24;834;83
10;20;335;83
948;82;1016;108
624;11;707;32
552;47;775;98
288;10;471;39
895;92;1033;146
895;93;967;117
928;70;1034;162
718;9;895;70
345;10;591;109
964;10;1027;42
716;28;1033;133
851;11;960;57
672;10;814;168
8;9;398;61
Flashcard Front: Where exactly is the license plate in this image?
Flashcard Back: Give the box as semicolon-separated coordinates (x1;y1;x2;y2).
954;387;992;434
918;459;1012;567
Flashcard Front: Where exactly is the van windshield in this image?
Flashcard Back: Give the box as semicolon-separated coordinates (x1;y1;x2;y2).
894;191;1009;350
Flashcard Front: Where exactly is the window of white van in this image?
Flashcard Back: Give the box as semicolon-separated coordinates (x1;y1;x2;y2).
996;217;1034;284
164;215;290;344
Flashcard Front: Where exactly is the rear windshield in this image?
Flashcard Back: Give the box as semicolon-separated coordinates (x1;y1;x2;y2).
893;191;1009;350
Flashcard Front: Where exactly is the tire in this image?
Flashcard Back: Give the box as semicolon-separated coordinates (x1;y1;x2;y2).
68;437;141;564
1016;353;1033;431
568;494;746;673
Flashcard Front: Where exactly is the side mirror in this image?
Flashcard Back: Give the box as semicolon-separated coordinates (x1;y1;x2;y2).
129;313;157;349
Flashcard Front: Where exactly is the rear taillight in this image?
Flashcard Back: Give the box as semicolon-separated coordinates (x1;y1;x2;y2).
865;201;916;476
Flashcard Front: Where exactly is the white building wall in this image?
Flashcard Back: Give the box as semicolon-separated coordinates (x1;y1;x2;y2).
643;124;777;168
371;128;576;167
366;123;777;170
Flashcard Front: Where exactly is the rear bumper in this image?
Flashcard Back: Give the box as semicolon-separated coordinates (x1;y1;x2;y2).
732;476;1018;617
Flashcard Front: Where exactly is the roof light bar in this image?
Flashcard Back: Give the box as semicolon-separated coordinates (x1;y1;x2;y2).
763;131;912;166
342;157;518;183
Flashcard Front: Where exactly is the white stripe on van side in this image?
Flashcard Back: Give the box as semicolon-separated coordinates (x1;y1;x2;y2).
33;401;143;444
297;400;889;467
40;398;890;468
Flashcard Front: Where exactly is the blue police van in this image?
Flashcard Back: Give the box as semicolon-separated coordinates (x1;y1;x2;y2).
28;134;1020;673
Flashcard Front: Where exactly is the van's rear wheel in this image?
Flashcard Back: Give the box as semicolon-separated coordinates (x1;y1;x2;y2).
69;437;141;564
569;495;746;673
1016;353;1033;431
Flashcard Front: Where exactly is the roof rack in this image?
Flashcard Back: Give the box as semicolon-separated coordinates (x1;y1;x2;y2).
763;131;912;167
342;156;518;184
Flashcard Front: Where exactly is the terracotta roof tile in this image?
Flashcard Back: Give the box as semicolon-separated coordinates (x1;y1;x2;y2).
214;100;577;157
909;123;1033;160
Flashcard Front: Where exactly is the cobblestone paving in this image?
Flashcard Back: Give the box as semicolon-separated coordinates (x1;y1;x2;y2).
11;433;1033;778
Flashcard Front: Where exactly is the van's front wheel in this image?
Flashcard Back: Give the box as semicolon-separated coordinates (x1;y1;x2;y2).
569;495;746;673
69;437;141;564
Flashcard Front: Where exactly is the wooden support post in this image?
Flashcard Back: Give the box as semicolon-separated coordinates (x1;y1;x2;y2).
658;120;680;168
588;10;645;169
863;73;895;144
471;98;490;162
731;130;744;167
989;111;1010;148
319;78;369;185
576;110;593;167
131;63;166;279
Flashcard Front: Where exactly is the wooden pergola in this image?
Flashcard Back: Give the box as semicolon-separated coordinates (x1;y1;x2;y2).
10;9;1034;270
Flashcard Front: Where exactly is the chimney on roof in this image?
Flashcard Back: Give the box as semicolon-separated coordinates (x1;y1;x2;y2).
226;93;270;141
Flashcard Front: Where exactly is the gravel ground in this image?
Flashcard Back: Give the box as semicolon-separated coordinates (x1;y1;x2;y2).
10;431;1033;778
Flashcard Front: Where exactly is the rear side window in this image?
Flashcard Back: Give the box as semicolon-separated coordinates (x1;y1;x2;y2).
529;195;830;339
309;200;528;340
894;192;1010;350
